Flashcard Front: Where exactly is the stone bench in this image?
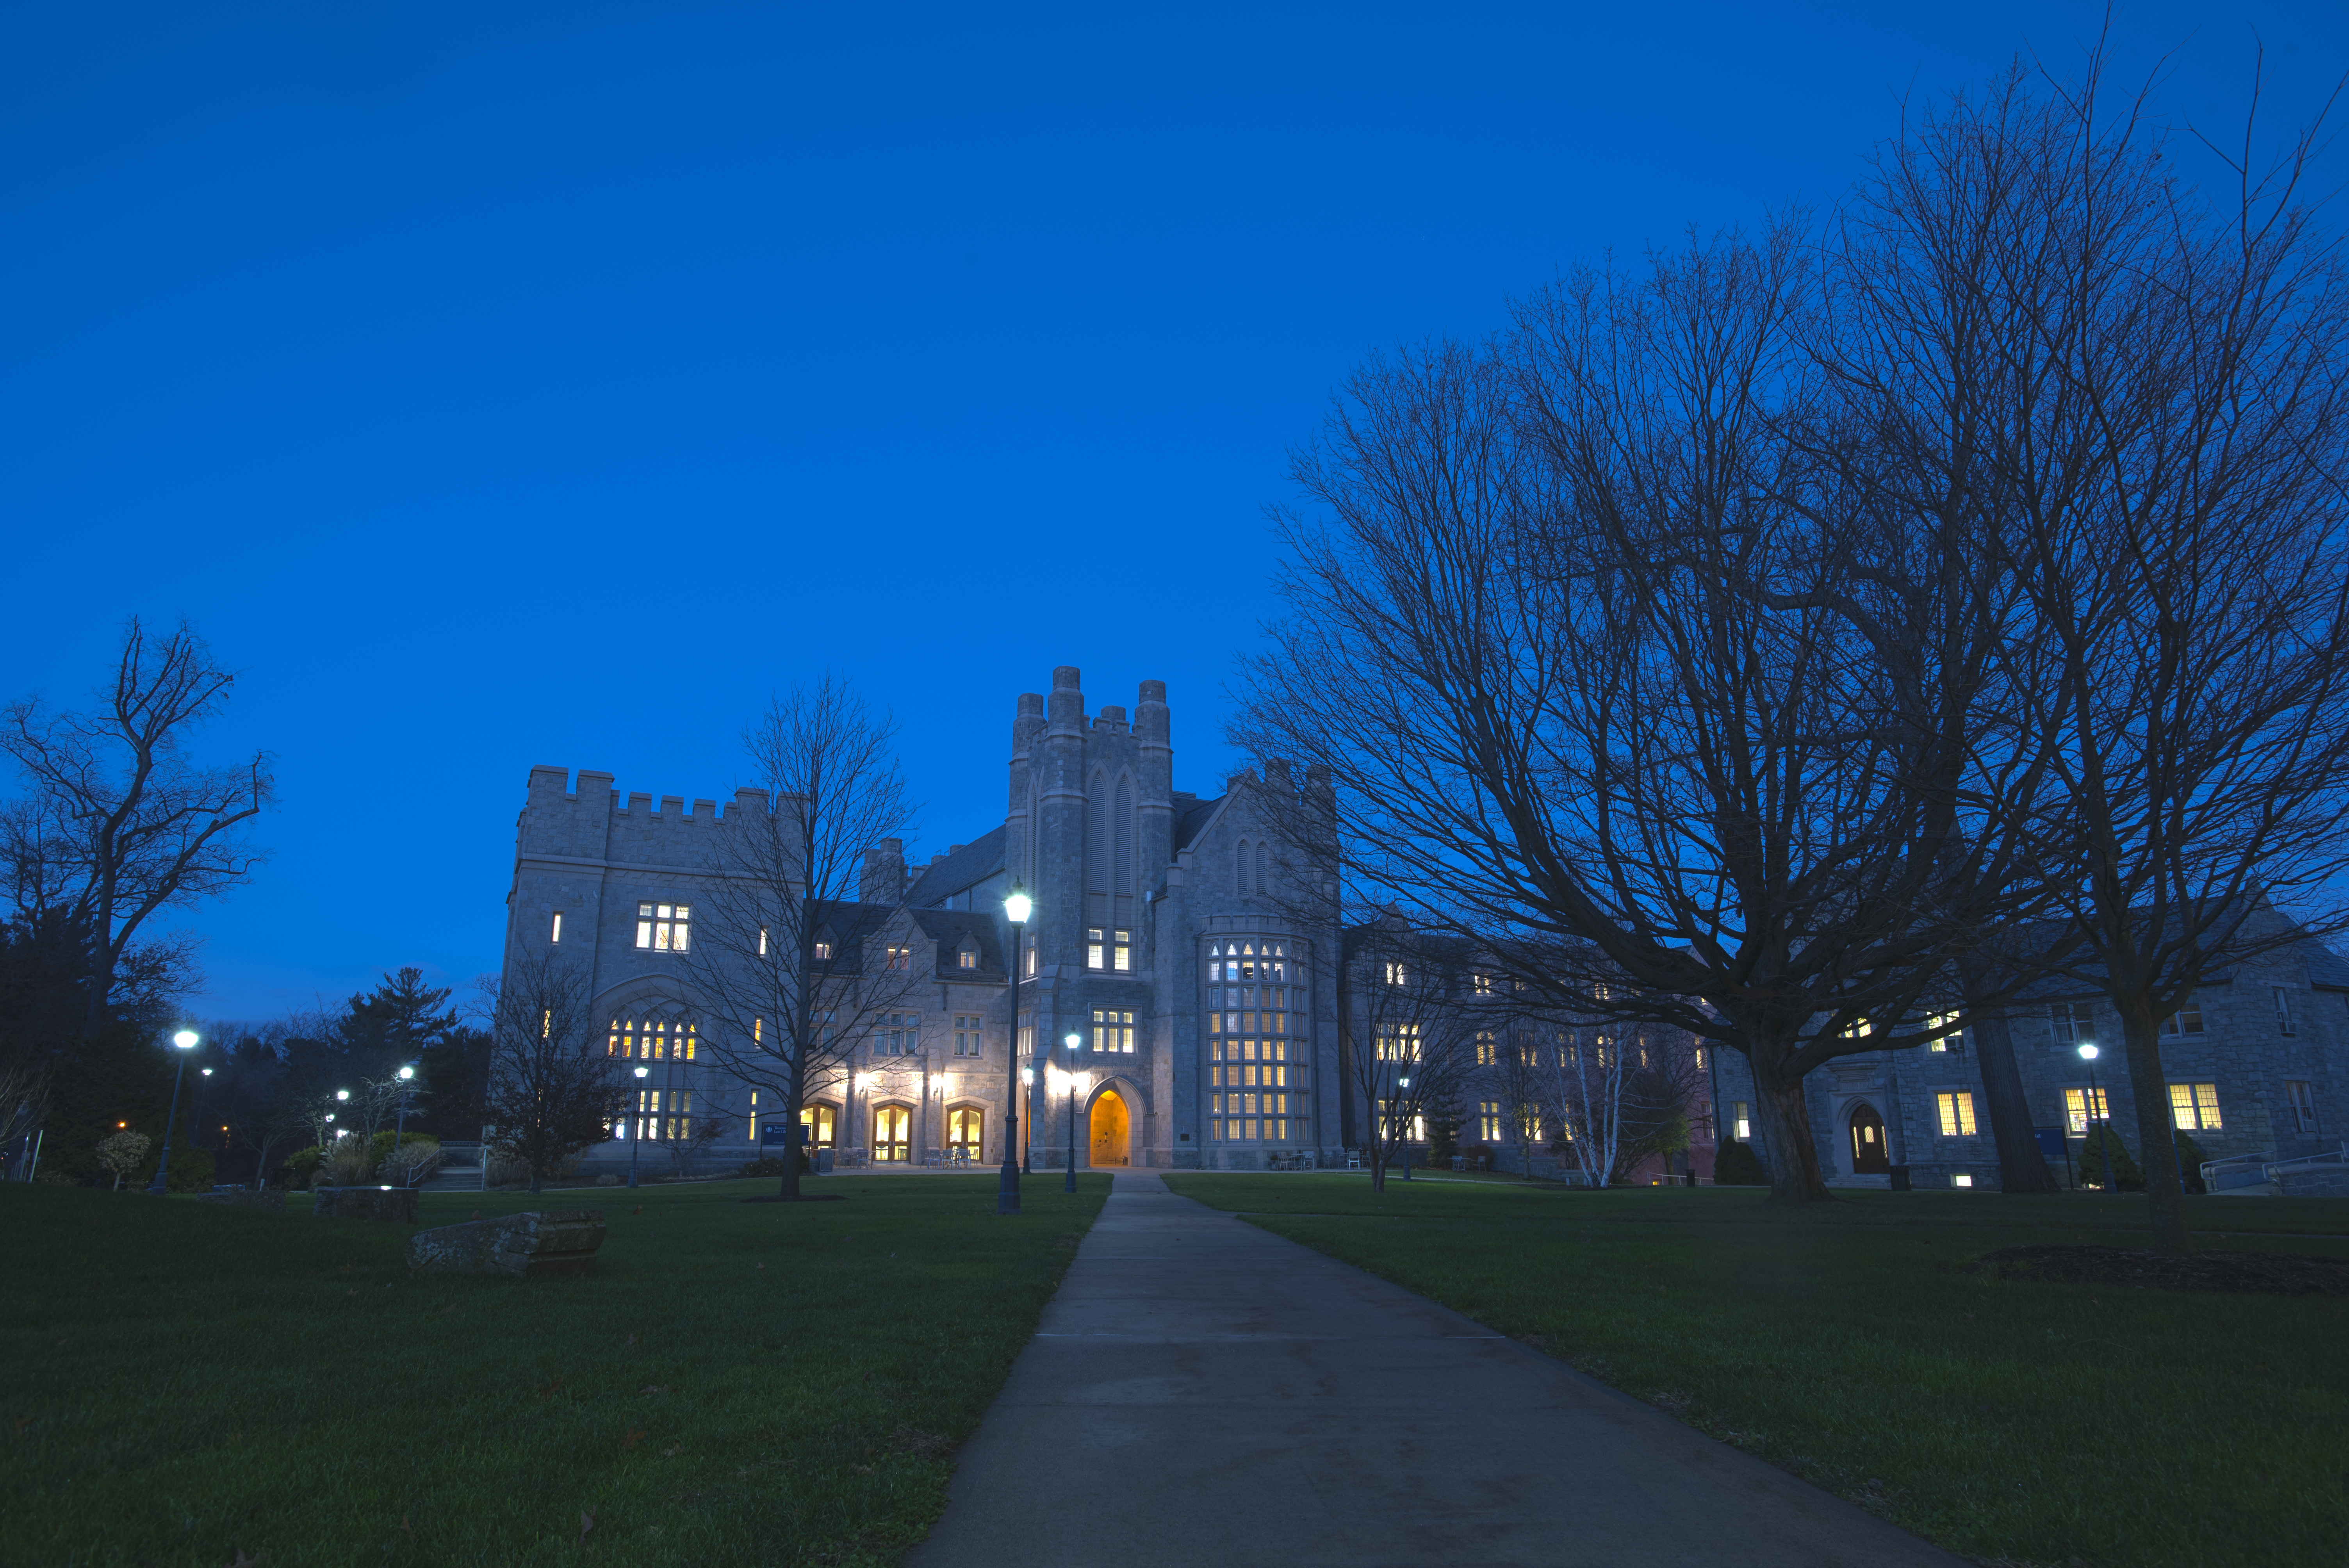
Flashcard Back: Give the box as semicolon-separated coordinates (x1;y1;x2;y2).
406;1210;606;1279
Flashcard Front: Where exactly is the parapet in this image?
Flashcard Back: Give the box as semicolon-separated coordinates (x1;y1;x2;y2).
518;768;771;864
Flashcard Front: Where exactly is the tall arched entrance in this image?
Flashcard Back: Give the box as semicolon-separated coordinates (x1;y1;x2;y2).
1848;1103;1890;1174
1088;1089;1130;1167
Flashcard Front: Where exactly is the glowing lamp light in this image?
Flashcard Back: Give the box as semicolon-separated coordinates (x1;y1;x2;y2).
1003;888;1032;925
200;1067;213;1077
633;1066;650;1080
2077;1043;2098;1061
397;1066;415;1081
336;1089;351;1102
1019;1067;1035;1086
171;1030;198;1049
1064;1032;1082;1051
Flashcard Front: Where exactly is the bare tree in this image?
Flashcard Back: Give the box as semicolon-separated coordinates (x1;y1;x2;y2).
3;619;272;1042
1878;62;2349;1254
1337;917;1477;1192
1241;226;2048;1205
481;953;631;1194
674;678;925;1199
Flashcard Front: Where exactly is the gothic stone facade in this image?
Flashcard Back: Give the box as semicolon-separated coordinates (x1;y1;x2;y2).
1707;940;2349;1194
500;666;1341;1173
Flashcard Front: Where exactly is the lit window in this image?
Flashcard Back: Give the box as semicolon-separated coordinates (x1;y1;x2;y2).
747;1090;758;1142
758;927;768;957
2169;1082;2222;1131
886;944;912;971
1087;928;1105;969
626;1089;693;1142
1024;934;1037;977
958;946;978;970
1475;1032;1496;1066
1839;1015;1873;1040
1694;1046;1706;1069
814;939;834;961
1112;930;1132;972
1935;1092;1978;1137
550;911;563;943
1925;1010;1958;1051
2064;1086;2109;1133
1952;1173;1974;1188
2274;987;2294;1035
606;1019;696;1060
948;1106;984;1157
1092;1009;1135;1052
1477;1100;1502;1140
1209;1035;1293;1140
634;902;690;951
1734;1101;1751;1140
1374;1024;1420;1061
1384;961;1406;987
954;1014;985;1056
800;1103;836;1149
2286;1080;2318;1132
1473;973;1493;996
2162;1003;2204;1036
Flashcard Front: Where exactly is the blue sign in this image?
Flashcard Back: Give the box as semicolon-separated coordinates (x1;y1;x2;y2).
2033;1127;2068;1160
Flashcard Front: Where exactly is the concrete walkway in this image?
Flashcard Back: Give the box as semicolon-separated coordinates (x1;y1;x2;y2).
909;1171;1964;1568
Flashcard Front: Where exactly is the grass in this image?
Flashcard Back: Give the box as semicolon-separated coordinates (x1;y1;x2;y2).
1162;1174;2349;1568
2;1174;1110;1567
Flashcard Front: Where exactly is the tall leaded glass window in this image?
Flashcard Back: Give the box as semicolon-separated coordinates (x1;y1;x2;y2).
1205;939;1305;1144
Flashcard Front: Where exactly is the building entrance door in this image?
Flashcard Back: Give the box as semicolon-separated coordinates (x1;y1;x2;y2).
1089;1090;1130;1167
1848;1104;1891;1174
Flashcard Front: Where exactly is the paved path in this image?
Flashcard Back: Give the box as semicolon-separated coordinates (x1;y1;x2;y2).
909;1171;1964;1568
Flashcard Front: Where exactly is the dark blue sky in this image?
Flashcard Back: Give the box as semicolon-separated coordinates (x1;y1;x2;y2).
5;2;2343;1022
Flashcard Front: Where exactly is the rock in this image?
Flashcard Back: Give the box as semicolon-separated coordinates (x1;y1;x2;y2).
312;1186;420;1224
195;1188;287;1213
406;1210;606;1279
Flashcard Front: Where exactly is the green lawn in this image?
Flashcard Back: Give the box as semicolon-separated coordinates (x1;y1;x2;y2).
1163;1174;2349;1568
2;1174;1109;1567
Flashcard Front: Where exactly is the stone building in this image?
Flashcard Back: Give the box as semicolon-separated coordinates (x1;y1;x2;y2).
499;667;1342;1173
1706;934;2349;1195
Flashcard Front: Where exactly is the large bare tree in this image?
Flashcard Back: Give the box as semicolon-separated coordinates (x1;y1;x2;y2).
1;618;270;1157
674;678;926;1199
1241;223;2053;1204
1335;917;1477;1192
1861;63;2349;1254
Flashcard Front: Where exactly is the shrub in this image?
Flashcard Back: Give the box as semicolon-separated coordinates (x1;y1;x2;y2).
93;1130;152;1191
282;1146;325;1187
378;1140;444;1187
482;1151;534;1187
740;1154;809;1178
1713;1138;1769;1187
322;1140;372;1187
2174;1130;2210;1195
2078;1124;2145;1191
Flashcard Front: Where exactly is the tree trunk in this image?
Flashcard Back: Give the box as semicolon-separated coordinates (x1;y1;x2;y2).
2117;1004;2191;1255
1968;1005;2059;1194
1752;1060;1832;1204
776;1079;804;1199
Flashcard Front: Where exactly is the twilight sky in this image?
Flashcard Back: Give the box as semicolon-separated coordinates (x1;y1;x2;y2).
4;2;2344;1023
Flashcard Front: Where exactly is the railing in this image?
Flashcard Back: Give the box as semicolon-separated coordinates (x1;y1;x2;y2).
2263;1143;2347;1183
2201;1152;2274;1192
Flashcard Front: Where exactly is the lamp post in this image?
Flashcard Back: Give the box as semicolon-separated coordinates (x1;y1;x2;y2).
389;1065;417;1185
1063;1031;1085;1193
1000;885;1031;1215
146;1029;200;1193
2078;1042;2111;1191
629;1066;650;1188
1397;1074;1413;1181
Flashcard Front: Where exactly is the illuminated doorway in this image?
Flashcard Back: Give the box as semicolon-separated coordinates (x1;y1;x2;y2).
947;1106;984;1164
1848;1103;1890;1174
874;1105;911;1162
799;1103;837;1149
1089;1089;1130;1167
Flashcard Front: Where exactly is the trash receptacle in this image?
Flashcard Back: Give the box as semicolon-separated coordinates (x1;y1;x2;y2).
1889;1165;1912;1192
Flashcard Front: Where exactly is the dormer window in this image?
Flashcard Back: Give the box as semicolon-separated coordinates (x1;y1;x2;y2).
635;903;690;951
886;944;912;971
957;944;979;970
814;940;834;962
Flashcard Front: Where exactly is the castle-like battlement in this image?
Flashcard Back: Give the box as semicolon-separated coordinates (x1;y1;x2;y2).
520;766;776;865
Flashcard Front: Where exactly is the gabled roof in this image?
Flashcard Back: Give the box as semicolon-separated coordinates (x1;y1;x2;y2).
905;825;1007;908
1173;794;1226;854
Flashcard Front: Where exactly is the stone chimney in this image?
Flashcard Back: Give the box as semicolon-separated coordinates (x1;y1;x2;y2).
859;837;908;904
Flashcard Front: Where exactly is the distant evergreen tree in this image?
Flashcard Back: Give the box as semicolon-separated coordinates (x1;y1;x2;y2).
2078;1124;2145;1192
1713;1138;1768;1187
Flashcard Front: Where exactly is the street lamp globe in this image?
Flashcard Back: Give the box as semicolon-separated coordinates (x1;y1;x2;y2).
1003;888;1032;925
1064;1032;1082;1051
397;1065;415;1081
172;1030;198;1050
200;1067;213;1077
2077;1042;2098;1060
1019;1067;1034;1087
336;1089;350;1102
